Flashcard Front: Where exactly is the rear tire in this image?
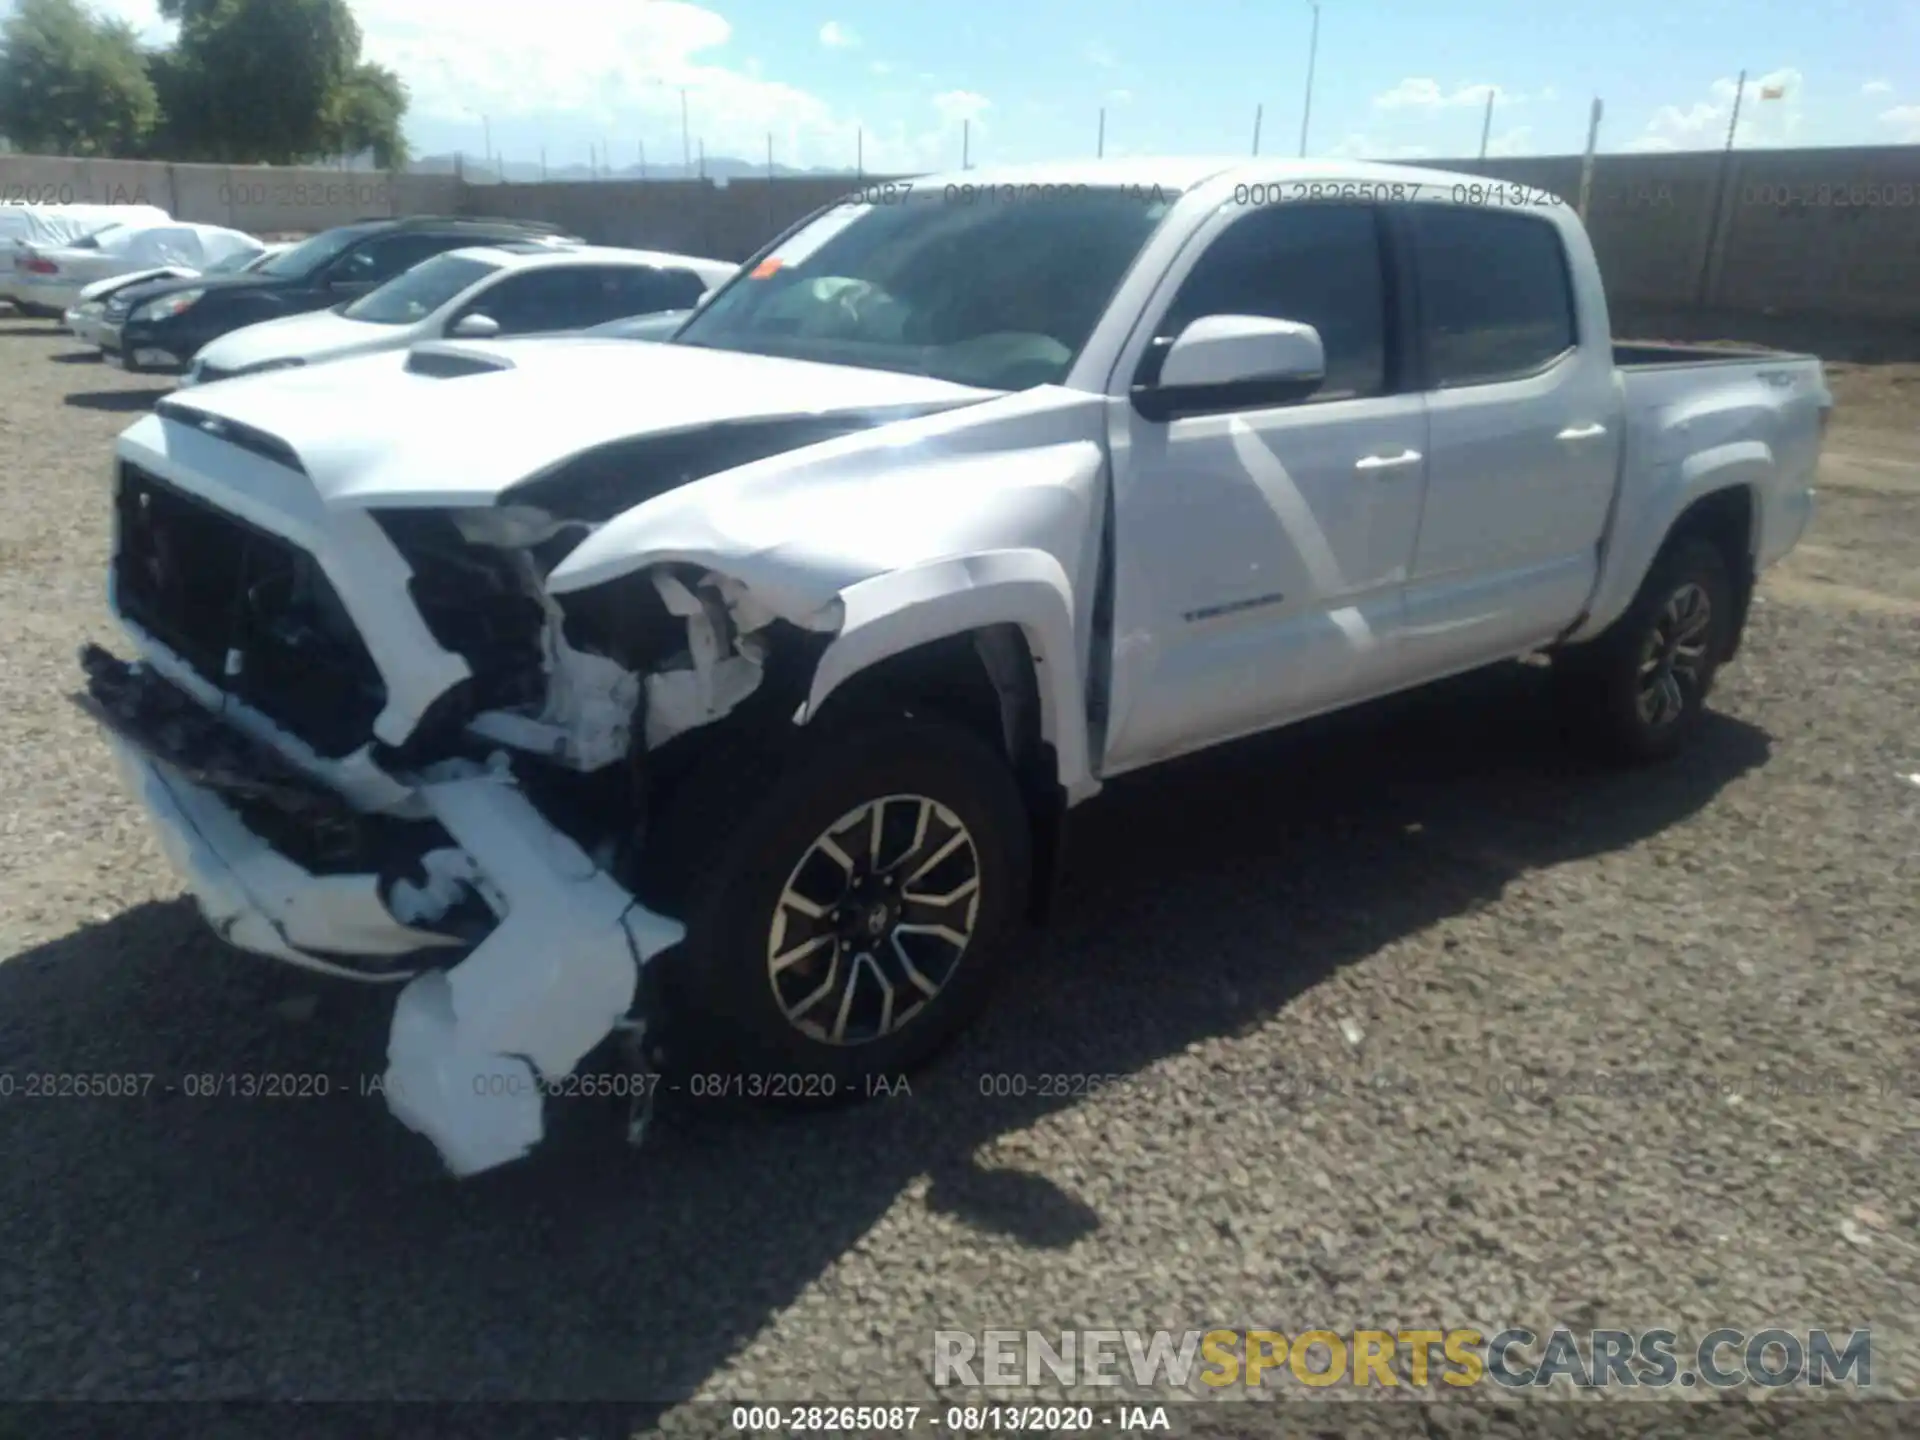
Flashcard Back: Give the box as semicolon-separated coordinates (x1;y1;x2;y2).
639;711;1031;1104
1554;537;1732;764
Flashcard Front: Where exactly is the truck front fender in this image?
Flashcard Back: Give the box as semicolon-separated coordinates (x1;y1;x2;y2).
799;550;1098;803
1567;439;1770;645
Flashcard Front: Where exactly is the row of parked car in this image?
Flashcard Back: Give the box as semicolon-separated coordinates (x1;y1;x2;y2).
4;204;735;382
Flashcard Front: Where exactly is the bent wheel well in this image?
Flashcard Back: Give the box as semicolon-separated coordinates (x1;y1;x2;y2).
808;626;1065;924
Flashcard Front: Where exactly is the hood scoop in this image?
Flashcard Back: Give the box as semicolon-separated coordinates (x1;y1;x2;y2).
405;343;517;378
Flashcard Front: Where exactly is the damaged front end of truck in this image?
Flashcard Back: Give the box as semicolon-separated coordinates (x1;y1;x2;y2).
78;377;985;1176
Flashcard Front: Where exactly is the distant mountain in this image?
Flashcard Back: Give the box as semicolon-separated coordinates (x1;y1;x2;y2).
407;152;865;183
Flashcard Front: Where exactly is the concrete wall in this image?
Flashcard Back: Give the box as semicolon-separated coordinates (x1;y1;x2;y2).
1436;144;1920;323
7;145;1919;325
0;153;460;234
458;174;874;259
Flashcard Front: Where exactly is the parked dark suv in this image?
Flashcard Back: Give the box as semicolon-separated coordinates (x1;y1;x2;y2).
97;215;581;374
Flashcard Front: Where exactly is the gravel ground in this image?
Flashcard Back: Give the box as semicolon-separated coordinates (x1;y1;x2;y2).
0;313;1915;1416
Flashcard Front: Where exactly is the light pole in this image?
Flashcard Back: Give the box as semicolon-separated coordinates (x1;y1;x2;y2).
463;108;493;178
1297;0;1320;157
681;88;692;175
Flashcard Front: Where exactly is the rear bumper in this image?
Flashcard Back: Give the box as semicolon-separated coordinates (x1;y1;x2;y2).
78;646;685;1175
14;273;82;313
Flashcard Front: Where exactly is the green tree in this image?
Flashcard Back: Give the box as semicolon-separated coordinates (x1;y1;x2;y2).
155;0;359;163
322;60;408;168
0;0;158;155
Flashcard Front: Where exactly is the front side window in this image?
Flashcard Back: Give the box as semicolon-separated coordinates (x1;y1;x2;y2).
677;187;1176;390
455;267;603;334
1405;207;1576;386
341;254;500;325
1155;202;1388;402
329;233;465;288
257;225;374;278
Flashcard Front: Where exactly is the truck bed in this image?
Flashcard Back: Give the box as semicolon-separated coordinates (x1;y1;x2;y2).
1613;340;1813;369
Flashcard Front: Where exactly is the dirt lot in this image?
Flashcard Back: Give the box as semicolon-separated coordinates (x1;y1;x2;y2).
0;314;1915;1415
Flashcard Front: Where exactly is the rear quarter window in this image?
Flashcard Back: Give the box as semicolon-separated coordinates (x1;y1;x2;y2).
1406;207;1576;387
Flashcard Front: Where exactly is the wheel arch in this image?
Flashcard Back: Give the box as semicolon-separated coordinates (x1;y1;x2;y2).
1571;443;1767;656
795;551;1093;923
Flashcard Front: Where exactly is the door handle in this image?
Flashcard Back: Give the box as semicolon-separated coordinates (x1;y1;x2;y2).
1354;448;1423;471
1557;422;1607;441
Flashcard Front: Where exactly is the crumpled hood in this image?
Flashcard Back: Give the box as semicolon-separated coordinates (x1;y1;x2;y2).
140;337;997;507
79;266;192;303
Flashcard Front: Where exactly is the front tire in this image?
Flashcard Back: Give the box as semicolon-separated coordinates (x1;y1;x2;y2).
642;712;1032;1101
1554;536;1732;764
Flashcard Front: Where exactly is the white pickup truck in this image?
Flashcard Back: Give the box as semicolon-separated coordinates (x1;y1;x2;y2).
80;158;1827;1177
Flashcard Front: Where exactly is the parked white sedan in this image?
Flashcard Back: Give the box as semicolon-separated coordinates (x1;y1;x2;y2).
0;203;172;312
12;221;263;317
64;243;290;348
182;242;735;386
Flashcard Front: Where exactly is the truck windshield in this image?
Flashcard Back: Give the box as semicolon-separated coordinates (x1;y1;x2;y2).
341;254;501;324
675;186;1176;390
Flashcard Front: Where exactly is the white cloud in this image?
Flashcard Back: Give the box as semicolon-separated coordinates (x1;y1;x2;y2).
1861;79;1894;96
1627;68;1804;152
818;20;857;49
1105;89;1134;107
1373;78;1519;110
1083;41;1119;70
98;0;976;171
868;60;892;76
1538;85;1559;103
1880;104;1920;141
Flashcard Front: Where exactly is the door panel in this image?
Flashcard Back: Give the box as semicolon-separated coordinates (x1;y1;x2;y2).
1397;205;1622;675
1100;202;1428;775
1104;395;1428;771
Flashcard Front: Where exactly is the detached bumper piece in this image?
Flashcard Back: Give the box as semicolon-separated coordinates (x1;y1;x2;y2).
77;644;687;1175
75;644;459;975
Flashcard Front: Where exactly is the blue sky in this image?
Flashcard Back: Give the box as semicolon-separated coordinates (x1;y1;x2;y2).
66;0;1920;170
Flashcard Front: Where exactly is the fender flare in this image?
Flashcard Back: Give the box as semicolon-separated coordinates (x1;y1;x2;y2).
798;549;1097;802
1570;440;1769;645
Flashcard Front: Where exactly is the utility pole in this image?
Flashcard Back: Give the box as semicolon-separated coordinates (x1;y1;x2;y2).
1252;103;1263;155
1478;89;1495;159
681;88;692;175
539;144;547;181
962;118;971;169
856;127;863;179
1576;97;1603;221
1723;68;1748;153
697;137;705;179
1298;0;1321;156
638;140;646;180
1696;70;1747;307
1097;107;1105;158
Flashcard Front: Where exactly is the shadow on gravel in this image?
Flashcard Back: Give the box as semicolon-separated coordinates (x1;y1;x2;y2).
62;388;169;413
49;350;102;364
0;662;1770;1403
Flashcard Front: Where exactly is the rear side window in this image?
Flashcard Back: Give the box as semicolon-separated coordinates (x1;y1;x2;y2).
1406;207;1575;386
1156;203;1387;401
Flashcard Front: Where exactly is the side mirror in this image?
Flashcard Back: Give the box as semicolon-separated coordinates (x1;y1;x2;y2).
1133;315;1326;421
450;313;501;339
